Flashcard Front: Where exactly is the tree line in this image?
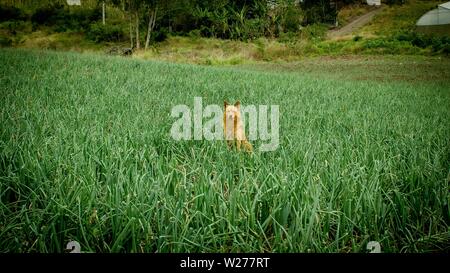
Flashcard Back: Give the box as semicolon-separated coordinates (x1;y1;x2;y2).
0;0;406;49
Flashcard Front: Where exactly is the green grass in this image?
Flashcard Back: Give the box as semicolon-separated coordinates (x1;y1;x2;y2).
0;49;449;253
236;55;450;84
359;0;445;36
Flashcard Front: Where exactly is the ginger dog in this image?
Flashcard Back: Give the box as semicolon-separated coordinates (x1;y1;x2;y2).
223;101;253;152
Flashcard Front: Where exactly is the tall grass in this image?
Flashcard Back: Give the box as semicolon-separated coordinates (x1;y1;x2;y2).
0;49;449;253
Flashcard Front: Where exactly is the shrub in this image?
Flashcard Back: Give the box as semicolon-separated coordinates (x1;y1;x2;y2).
230;18;266;41
316;40;349;55
188;29;202;38
385;0;406;5
353;35;363;42
31;4;62;26
0;20;32;35
428;36;450;52
300;24;328;42
31;4;101;32
278;31;299;44
243;18;266;40
440;44;450;55
0;36;12;47
0;5;26;22
363;39;389;49
153;27;168;43
362;38;423;54
394;31;450;53
283;4;303;33
302;2;336;25
86;22;126;43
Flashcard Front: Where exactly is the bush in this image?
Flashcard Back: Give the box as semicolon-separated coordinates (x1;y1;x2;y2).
353;35;363;42
394;31;450;53
316;40;349;55
363;38;389;49
0;5;26;22
362;38;422;54
86;22;125;43
385;0;406;5
357;32;450;55
65;7;102;32
0;36;12;47
302;3;336;25
242;18;266;40
230;18;266;41
31;4;62;25
440;44;450;55
188;29;202;38
300;24;328;42
429;36;450;52
153;27;168;43
283;4;303;33
0;20;32;35
278;31;299;44
31;4;101;32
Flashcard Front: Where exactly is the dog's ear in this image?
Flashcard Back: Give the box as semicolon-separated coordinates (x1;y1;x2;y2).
234;101;240;108
224;101;229;108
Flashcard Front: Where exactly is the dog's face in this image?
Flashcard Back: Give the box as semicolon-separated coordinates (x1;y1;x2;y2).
224;101;241;121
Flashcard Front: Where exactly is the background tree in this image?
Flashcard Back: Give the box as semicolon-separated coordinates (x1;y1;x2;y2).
144;0;159;50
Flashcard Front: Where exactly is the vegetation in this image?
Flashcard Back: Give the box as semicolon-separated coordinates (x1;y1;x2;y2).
359;0;440;36
237;54;450;84
0;0;449;254
0;49;449;252
337;3;376;26
0;0;449;60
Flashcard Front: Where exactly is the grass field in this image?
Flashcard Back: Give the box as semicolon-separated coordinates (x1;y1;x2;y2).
237;55;450;84
0;49;449;253
359;0;442;36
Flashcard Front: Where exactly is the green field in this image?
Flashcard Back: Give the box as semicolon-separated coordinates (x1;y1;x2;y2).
0;49;449;253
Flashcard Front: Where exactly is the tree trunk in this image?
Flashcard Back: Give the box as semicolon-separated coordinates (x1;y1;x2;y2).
129;13;133;48
145;7;157;50
102;1;105;25
135;11;140;50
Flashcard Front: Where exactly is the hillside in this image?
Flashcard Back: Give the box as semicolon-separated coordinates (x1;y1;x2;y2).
0;0;449;65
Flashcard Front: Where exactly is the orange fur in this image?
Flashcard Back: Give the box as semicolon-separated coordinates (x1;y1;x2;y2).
223;101;253;152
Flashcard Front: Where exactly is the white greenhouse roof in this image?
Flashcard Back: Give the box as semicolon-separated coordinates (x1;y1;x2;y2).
438;2;450;10
416;8;450;26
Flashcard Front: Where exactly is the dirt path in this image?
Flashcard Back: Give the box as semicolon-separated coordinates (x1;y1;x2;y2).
327;6;384;39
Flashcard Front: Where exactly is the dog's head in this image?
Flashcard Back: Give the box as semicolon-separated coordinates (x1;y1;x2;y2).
224;101;241;121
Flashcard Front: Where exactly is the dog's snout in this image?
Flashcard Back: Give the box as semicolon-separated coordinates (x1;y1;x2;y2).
227;113;235;120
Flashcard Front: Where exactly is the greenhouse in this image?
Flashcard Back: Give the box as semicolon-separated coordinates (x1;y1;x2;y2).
416;2;450;36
